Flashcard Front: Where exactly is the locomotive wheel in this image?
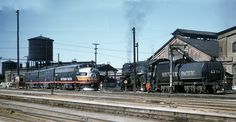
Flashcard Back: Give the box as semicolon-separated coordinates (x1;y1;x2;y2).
184;86;188;93
212;86;217;94
193;87;196;93
172;86;176;93
161;86;164;93
189;87;192;93
194;87;200;94
166;87;169;93
196;87;201;94
206;85;214;94
160;87;164;92
199;88;202;94
197;86;202;94
74;84;80;91
164;87;168;93
186;89;189;93
202;86;206;93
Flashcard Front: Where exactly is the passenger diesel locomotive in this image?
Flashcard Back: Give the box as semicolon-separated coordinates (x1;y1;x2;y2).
25;64;100;90
122;59;225;93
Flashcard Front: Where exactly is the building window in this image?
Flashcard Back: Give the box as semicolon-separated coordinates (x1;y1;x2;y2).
233;42;236;53
233;64;236;75
219;46;222;52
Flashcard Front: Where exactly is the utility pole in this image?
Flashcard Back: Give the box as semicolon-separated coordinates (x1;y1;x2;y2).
57;53;60;65
132;27;137;92
0;57;2;75
169;45;173;94
16;10;20;76
93;43;99;66
136;42;139;63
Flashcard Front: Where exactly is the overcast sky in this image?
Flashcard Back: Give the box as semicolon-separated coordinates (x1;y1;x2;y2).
0;0;236;74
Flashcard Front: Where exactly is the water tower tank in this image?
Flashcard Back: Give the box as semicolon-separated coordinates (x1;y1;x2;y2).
28;36;54;61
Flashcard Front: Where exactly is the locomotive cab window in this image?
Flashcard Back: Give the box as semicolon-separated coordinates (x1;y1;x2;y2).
77;72;87;76
233;42;236;53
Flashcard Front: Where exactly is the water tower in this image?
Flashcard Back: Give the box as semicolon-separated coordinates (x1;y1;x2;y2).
28;35;54;68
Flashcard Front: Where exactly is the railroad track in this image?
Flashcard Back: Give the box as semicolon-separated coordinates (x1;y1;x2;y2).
50;91;236;115
1;88;236;99
0;100;109;122
1;89;236;121
0;99;154;122
146;98;236;115
1;89;236;114
1;89;236;107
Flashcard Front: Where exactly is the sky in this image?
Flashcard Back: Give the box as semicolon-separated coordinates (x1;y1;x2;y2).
0;0;236;74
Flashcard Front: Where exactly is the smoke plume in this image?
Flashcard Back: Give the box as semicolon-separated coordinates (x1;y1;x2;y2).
124;0;154;61
124;0;153;30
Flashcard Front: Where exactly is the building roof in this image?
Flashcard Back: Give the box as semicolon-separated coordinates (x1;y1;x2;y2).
148;35;218;60
173;29;217;39
218;26;236;35
148;36;175;61
149;28;219;61
28;35;54;41
176;35;218;57
2;60;16;63
97;64;118;72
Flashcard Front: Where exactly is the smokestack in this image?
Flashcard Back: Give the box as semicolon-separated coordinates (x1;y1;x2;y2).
132;27;136;92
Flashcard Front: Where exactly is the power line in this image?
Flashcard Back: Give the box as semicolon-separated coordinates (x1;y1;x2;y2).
99;53;127;59
0;47;130;63
55;42;152;54
54;47;94;54
54;47;126;60
55;47;125;59
54;42;91;49
0;47;27;49
0;58;27;61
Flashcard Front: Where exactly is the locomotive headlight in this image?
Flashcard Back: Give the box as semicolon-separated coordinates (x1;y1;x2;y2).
210;70;216;74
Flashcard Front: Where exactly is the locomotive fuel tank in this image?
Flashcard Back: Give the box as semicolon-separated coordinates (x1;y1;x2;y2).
179;61;224;83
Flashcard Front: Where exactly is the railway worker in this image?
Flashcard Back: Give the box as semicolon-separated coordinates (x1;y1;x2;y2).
146;82;151;93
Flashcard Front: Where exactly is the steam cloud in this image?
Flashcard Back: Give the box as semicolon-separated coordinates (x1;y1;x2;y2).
124;0;153;62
